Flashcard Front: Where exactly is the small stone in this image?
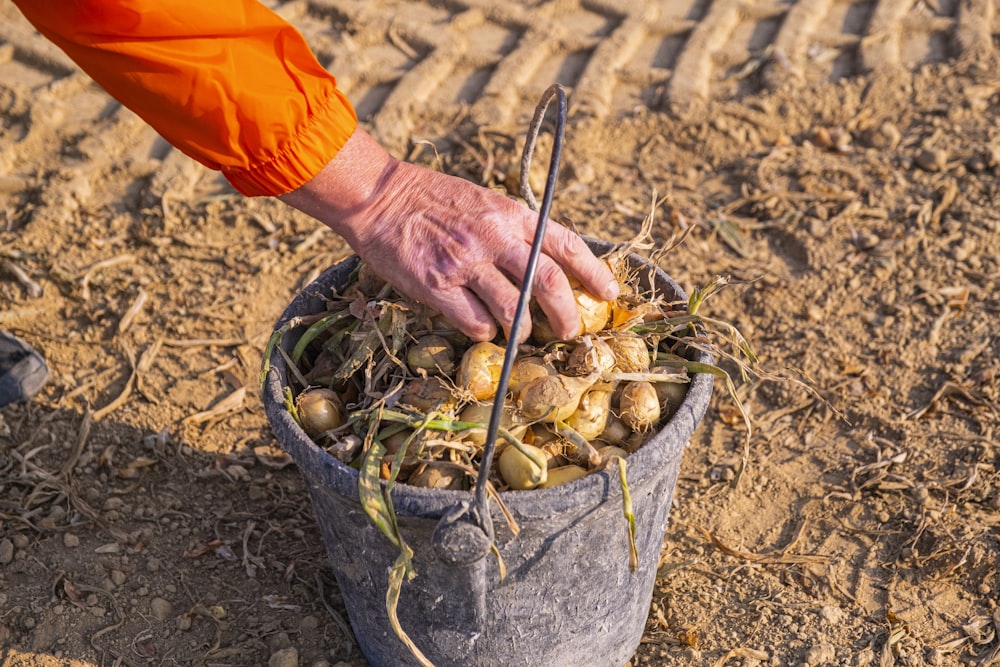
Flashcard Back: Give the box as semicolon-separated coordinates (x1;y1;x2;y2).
150;597;173;622
0;539;14;564
805;643;836;665
12;534;29;549
299;615;320;632
110;570;127;587
879;122;902;149
853;230;880;251
807;217;827;238
103;497;124;511
268;632;292;652
915;148;948;172
812;127;833;149
63;533;80;548
269;647;299;667
681;648;702;661
830;127;852;152
819;605;845;625
176;615;192;631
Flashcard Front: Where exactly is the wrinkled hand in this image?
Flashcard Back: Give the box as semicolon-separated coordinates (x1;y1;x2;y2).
279;128;619;342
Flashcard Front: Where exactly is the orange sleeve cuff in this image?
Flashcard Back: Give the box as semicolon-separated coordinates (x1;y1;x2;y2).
223;86;357;197
12;0;358;197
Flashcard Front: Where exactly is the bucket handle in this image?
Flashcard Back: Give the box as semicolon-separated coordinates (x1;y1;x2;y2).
432;83;569;564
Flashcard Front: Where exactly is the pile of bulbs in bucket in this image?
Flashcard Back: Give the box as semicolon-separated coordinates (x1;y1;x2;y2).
276;230;741;494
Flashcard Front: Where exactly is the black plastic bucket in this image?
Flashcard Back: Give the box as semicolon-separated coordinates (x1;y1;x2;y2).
262;238;714;667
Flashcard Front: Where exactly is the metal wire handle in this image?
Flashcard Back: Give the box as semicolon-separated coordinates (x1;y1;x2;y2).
469;83;569;542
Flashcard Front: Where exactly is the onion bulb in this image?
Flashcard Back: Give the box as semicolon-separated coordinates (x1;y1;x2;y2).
597;445;629;463
382;429;429;457
406;334;455;375
605;333;651;373
399;377;457;413
457;341;506;400
498;443;548;490
564;384;613;440
529;281;612;343
516;372;596;423
564;335;616;377
598;415;630;446
408;463;466;490
619;381;661;431
573;282;613;334
538;464;588;488
459;400;525;447
508;356;555;395
296;388;347;437
652;368;689;419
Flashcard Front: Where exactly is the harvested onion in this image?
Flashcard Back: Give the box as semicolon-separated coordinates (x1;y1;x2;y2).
517;372;595;423
459;400;525;446
652;367;689;419
598;415;630;446
457;341;506;400
597;445;629;463
619;381;661;431
565;384;613;440
564;334;616;377
296;388;346;437
399;377;457;413
508;356;555;395
530;282;612;343
406;334;456;375
498;443;548;490
605;333;651;373
538;464;588;488
408;463;466;490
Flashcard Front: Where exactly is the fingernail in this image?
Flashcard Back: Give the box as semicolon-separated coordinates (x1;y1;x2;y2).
604;279;621;301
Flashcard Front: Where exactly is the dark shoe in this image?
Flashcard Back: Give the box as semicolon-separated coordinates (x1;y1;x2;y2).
0;331;50;407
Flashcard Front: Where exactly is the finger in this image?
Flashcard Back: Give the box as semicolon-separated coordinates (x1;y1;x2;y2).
466;266;532;343
422;285;498;342
539;223;620;302
496;242;579;340
523;254;582;340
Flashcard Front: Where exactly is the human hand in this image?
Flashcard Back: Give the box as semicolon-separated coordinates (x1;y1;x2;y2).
279;129;619;342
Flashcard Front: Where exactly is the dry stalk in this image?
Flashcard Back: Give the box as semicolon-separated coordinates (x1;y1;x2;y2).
696;523;829;566
93;339;138;421
79;253;135;301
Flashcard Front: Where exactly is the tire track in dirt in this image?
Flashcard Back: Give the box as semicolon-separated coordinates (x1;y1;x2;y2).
1;0;998;205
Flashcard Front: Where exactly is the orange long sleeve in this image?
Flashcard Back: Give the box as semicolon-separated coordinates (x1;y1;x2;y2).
12;0;358;197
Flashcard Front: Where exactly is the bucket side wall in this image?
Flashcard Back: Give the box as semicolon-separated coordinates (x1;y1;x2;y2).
297;441;685;667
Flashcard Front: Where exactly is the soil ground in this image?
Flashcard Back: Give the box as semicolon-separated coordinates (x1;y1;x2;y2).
2;1;999;666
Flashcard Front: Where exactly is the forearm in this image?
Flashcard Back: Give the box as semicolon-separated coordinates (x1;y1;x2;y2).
278;129;398;246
